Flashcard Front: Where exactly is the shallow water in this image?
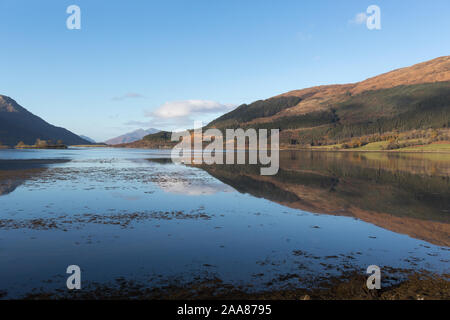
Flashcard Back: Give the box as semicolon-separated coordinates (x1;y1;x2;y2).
0;148;449;297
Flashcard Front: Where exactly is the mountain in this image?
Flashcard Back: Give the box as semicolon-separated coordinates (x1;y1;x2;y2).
116;56;450;149
105;128;160;145
0;95;91;146
79;135;96;144
114;131;176;149
208;56;450;147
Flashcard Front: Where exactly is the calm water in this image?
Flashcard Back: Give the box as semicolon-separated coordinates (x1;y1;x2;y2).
0;148;449;297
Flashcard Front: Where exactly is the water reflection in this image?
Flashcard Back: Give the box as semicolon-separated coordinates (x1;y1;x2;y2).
193;151;450;246
0;148;448;298
0;159;70;196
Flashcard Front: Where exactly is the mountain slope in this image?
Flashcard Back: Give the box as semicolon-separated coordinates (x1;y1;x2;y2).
0;95;90;146
105;128;160;145
79;135;96;143
208;56;450;146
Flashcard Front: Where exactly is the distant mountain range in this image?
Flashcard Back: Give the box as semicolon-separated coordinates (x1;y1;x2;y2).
105;128;160;145
0;95;90;146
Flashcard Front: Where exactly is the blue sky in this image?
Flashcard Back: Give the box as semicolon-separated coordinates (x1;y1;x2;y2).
0;0;449;141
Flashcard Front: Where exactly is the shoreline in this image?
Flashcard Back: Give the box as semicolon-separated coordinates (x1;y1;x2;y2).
112;145;450;154
280;147;450;154
14;146;68;150
3;144;450;154
14;269;450;300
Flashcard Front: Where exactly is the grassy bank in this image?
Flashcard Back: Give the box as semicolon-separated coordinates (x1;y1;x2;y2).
302;142;450;153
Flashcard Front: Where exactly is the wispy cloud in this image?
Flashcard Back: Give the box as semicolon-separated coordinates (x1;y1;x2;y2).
349;12;368;25
123;120;155;127
296;31;312;41
112;92;144;101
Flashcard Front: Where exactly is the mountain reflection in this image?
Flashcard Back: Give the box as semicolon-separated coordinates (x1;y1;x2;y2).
193;151;450;246
0;159;69;196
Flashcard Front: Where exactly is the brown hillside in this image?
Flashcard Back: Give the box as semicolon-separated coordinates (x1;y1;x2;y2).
351;55;450;95
257;56;450;122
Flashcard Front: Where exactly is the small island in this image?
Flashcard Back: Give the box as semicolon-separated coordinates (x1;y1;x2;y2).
15;139;68;149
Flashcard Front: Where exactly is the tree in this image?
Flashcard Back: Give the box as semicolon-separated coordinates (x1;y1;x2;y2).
16;141;26;148
35;139;48;147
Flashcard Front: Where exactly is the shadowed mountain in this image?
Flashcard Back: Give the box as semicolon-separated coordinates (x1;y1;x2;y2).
0;95;90;146
194;151;450;246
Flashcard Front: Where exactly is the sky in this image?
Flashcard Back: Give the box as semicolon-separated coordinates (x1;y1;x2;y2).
0;0;449;142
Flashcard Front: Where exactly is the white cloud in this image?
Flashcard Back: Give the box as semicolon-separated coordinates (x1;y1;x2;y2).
148;100;234;119
120;100;236;131
134;100;236;130
350;12;367;25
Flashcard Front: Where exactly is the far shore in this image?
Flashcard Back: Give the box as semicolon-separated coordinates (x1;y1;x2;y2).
0;144;109;149
70;144;109;148
111;144;450;154
15;145;68;150
280;147;450;154
2;143;450;154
